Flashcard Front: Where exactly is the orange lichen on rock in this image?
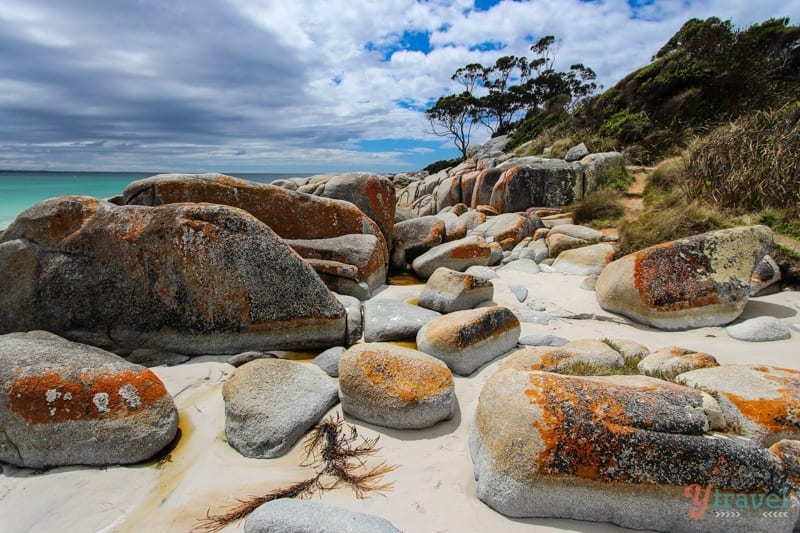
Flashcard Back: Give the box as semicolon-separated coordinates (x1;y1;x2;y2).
358;352;452;403
446;242;490;260
725;389;800;434
8;369;169;424
632;238;722;311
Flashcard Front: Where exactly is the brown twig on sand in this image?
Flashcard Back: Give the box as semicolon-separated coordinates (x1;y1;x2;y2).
193;414;396;532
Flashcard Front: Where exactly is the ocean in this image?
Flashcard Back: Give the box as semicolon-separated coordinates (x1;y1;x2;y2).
0;170;315;230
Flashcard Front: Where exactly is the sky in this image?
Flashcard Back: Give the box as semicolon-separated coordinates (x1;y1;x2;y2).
0;0;798;173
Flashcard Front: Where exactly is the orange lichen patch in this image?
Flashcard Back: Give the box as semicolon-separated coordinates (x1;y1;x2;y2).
533;350;572;371
447;243;491;260
724;389;800;434
633;238;724;311
358;352;452;403
8;369;169;424
521;373;725;485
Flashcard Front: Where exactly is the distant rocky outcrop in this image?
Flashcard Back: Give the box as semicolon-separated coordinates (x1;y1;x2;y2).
0;196;346;353
395;149;626;216
595;225;773;330
0;331;178;468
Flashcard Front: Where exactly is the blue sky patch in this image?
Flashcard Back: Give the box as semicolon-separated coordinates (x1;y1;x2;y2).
473;0;503;11
366;30;432;61
470;41;506;52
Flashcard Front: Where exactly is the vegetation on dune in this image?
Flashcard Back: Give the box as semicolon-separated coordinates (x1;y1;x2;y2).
571;189;625;228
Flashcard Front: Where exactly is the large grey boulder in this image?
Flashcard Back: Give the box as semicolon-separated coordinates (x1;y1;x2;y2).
471;369;799;532
0;198;347;354
487;157;582;212
0;331;179;468
244;499;400;533
417;267;494;313
338;343;456;429
416;306;520;376
595;226;773;330
222;359;338;458
677;365;800;446
362;299;441;342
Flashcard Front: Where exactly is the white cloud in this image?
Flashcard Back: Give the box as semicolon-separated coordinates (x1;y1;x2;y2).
0;0;797;172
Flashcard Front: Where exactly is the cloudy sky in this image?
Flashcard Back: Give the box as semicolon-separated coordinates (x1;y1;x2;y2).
0;0;797;173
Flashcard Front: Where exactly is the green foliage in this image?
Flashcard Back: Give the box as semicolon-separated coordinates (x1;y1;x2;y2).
579;16;800;160
598;110;650;144
506;110;568;151
617;191;734;256
423;156;463;174
571;189;625;227
683;104;800;214
555;354;644;377
757;209;800;240
428;34;598;149
600;165;633;192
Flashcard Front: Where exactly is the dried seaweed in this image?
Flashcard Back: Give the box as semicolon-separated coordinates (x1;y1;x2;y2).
193;414;396;532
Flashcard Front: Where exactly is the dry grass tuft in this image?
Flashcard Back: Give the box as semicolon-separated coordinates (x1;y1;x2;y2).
572;189;625;226
684;104;800;215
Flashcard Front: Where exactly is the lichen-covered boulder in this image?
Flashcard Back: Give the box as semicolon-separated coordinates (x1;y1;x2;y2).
338;343;455;429
244;499;401;533
222;359;338;458
595;226;773;330
391;216;446;269
416;306;520;376
308;172;396;247
286;234;387;300
0;197;346;353
417;267;494;313
123;173;386;246
677;365;800;446
471;369;799;532
488;158;581;213
412;235;493;279
501;338;625;373
638;346;719;378
470;213;536;250
552;243;616;275
0;331;179;468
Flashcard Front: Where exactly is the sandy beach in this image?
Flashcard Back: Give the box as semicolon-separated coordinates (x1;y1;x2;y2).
1;267;797;533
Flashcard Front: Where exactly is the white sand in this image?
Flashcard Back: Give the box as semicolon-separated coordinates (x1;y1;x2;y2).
1;270;798;533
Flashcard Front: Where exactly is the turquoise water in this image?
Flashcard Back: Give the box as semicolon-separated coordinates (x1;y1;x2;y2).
0;171;313;230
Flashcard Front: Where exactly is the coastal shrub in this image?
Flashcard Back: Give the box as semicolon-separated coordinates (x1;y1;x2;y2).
571;189;625;227
646;156;685;194
423;156;463;174
684;104;800;214
617;192;733;256
599;110;650;144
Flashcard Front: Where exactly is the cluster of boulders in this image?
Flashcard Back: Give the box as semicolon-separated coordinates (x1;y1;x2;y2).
1;140;798;532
